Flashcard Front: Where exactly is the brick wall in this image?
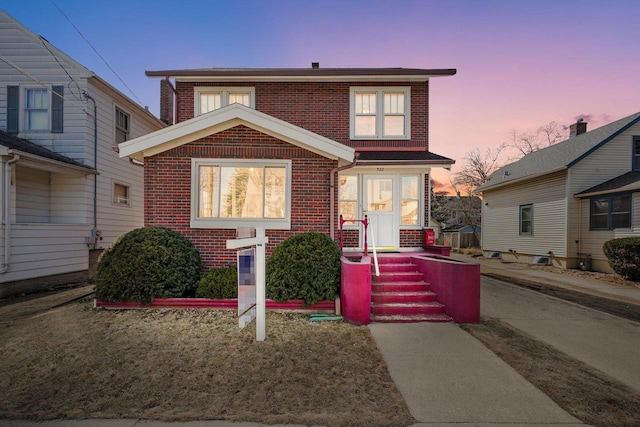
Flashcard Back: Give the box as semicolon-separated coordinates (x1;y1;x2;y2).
144;125;338;270
176;80;429;150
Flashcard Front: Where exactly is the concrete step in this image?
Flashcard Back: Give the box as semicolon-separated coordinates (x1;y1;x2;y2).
373;271;424;283
372;281;431;293
371;301;445;316
376;256;413;264
376;263;418;273
370;313;452;323
371;290;437;304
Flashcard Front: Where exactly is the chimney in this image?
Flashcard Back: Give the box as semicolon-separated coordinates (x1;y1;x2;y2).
311;62;319;69
160;78;174;125
569;118;587;137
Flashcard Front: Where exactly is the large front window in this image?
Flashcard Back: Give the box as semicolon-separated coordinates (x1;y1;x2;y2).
192;159;291;229
194;87;254;116
590;194;631;230
350;87;410;139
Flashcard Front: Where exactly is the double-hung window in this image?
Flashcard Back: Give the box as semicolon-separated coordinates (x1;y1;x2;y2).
191;159;291;229
7;86;64;133
25;88;48;130
350;87;410;139
519;204;533;235
590;194;631;230
194;87;255;116
115;107;130;143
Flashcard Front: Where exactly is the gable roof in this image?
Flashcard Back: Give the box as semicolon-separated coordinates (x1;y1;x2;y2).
477;112;640;192
0;130;96;175
146;67;457;82
118;103;355;162
575;171;640;198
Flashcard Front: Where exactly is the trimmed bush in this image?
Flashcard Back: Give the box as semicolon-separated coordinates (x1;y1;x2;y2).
94;226;203;304
266;232;341;306
197;266;238;299
603;237;640;280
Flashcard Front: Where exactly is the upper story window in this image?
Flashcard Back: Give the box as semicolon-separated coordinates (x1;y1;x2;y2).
519;204;533;235
6;85;63;133
350;87;410;139
194;87;255;116
590;194;631;230
115;107;130;144
634;136;640;171
191;158;291;229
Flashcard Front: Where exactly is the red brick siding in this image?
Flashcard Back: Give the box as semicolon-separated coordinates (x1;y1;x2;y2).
175;81;429;150
144;125;338;270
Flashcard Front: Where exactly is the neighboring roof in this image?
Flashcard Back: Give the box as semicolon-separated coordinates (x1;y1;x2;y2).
575;171;640;198
477;112;640;192
355;149;454;167
0;130;96;174
0;10;164;128
118;103;355;162
145;67;457;82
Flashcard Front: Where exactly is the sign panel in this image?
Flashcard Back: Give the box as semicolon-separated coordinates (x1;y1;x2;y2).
237;247;256;329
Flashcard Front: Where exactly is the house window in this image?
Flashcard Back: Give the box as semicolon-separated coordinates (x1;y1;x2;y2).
350;87;410;139
194;87;255;115
590;194;631;230
25;88;49;130
401;175;419;225
339;175;358;221
115;108;130;144
519;204;533;235
113;182;130;206
634;136;640;171
191;159;291;229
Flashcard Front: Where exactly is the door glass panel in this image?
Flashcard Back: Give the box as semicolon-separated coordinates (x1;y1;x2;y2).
367;178;393;212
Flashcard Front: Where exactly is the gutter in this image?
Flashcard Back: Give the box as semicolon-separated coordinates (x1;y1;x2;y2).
83;92;100;249
1;154;20;273
329;154;359;240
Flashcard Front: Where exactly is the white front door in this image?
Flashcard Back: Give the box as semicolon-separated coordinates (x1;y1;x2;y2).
364;175;398;249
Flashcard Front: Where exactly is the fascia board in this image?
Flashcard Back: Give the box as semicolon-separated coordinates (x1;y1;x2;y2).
120;104;354;162
173;75;435;83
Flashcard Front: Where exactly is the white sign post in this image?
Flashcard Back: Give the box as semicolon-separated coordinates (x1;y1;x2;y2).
226;228;268;341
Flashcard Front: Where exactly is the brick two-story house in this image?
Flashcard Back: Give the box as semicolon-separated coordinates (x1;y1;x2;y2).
119;65;456;269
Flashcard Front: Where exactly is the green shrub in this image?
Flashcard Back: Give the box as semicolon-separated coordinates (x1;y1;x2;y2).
603;237;640;280
196;266;238;299
266;232;341;306
94;226;203;304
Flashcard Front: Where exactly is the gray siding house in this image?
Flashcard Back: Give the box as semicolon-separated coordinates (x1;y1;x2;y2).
477;113;640;273
0;10;165;296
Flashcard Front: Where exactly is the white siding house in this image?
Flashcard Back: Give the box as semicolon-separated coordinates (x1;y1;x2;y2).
478;113;640;273
0;10;165;296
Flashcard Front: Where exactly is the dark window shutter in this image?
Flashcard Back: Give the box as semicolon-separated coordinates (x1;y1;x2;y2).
51;85;64;133
7;86;19;133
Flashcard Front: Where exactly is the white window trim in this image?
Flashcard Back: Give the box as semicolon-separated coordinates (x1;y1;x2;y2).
349;86;411;140
22;86;50;132
193;86;256;116
399;173;423;229
190;158;292;230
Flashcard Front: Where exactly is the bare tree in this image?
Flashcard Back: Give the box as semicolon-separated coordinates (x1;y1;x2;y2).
453;144;507;192
509;121;568;156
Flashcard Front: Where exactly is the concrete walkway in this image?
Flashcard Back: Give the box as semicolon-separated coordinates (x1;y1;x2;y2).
369;322;583;426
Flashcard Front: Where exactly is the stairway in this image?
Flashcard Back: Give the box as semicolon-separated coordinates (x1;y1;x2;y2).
370;256;452;323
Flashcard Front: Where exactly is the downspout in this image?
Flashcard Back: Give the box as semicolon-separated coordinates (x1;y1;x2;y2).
83;92;99;249
329;153;359;240
1;154;20;273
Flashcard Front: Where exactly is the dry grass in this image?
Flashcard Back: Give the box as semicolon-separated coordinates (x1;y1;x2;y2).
462;317;640;427
0;292;414;427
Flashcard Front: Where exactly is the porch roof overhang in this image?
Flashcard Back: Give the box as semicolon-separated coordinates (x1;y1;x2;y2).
0;132;97;176
574;171;640;198
354;148;454;169
118;103;355;163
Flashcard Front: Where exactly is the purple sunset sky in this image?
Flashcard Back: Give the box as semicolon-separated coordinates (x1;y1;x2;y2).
4;0;639;190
